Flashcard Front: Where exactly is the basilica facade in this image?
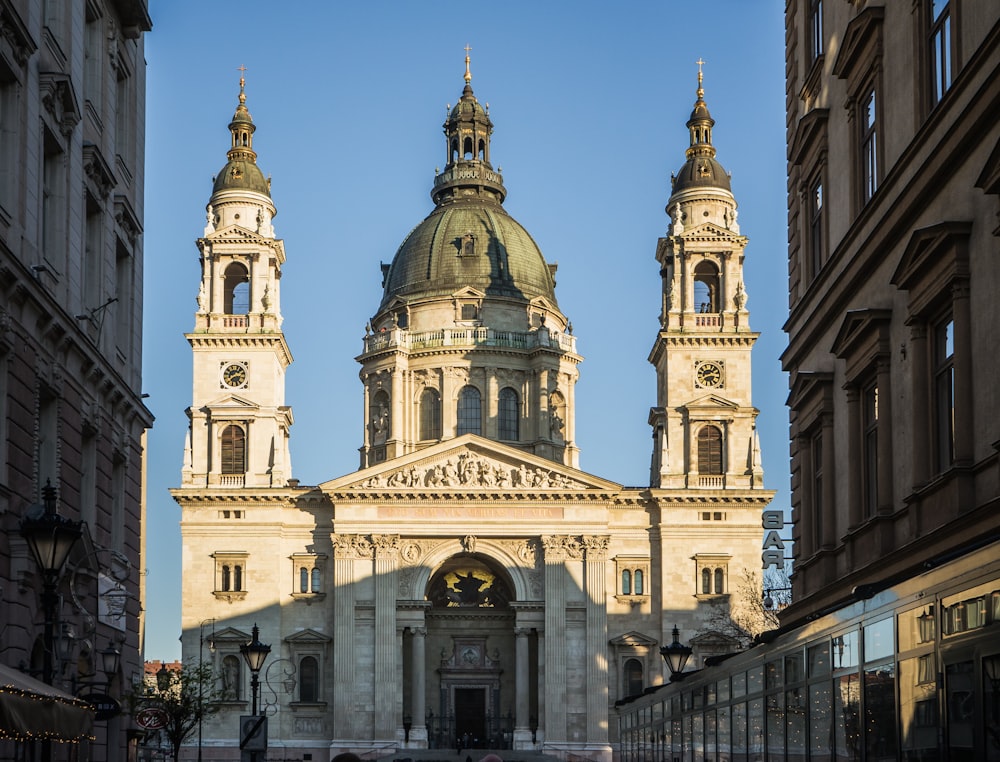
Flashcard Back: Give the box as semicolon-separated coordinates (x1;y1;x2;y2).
173;59;773;762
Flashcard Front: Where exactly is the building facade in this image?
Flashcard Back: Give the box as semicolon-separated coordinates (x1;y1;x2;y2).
617;2;1000;760
0;0;153;759
174;61;774;761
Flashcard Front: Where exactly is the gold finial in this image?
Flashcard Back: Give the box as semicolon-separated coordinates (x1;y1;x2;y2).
695;58;705;99
464;44;473;83
238;64;248;104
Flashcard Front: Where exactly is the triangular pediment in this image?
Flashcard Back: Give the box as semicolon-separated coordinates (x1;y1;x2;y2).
205;394;260;412
202;224;274;247
528;295;559;315
452;286;486;300
210;626;251;644
283;628;332;645
684;393;740;412
610;631;659;648
676;221;747;245
320;434;621;494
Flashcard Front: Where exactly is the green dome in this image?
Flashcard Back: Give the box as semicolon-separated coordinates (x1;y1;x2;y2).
380;201;557;310
213;159;270;196
672;155;732;194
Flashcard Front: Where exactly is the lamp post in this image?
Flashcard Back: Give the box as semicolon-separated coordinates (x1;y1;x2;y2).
197;618;216;762
20;481;83;692
240;624;270;716
660;625;692;682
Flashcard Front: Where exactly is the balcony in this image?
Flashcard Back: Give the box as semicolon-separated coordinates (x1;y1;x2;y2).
361;326;577;356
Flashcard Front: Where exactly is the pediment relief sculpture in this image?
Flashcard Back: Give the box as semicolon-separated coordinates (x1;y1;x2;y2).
358;450;586;490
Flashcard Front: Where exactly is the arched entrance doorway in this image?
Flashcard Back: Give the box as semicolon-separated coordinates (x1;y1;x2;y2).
421;554;516;749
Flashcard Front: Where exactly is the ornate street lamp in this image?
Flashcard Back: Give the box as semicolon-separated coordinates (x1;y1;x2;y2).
156;664;171;692
99;642;121;687
916;607;936;644
19;481;82;686
240;624;271;716
660;625;692;682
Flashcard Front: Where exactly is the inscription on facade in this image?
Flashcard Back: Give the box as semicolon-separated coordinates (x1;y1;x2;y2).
378;505;563;520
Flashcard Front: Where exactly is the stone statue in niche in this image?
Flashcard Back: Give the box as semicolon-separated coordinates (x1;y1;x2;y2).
371;403;389;444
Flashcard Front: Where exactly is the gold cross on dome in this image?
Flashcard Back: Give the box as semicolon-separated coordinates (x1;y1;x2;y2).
696;58;705;85
464;44;473;82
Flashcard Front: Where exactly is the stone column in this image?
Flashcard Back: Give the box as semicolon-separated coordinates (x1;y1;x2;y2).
583;536;610;746
909;324;929;480
875;356;894;515
332;535;361;739
844;386;862;530
514;627;530;734
820;414;836;549
541;536;572;744
373;535;400;739
412;626;427;739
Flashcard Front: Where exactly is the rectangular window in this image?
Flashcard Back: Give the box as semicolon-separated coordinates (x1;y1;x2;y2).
864;663;897;758
42;128;66;268
809;0;824;62
0;60;18;216
862;381;878;517
930;1;952;105
860;87;878;203
811;430;823;546
84;4;104;119
933;317;955;472
115;240;133;357
809;178;824;278
115;63;134;173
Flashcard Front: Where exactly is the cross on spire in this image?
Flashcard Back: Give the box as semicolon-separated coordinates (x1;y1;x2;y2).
464;44;472;83
696;58;705;85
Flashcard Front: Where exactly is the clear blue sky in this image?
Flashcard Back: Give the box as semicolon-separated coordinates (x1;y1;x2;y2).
142;1;788;660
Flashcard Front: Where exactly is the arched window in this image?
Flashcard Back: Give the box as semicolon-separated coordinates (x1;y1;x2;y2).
498;387;519;440
714;568;725;594
634;569;644;595
702;568;712;595
624;658;644;697
457;386;481;436
223;262;250;315
621;569;632;595
222;654;242;700
233;564;243;591
299;567;308;593
477;138;486;160
220;425;246;475
420;388;442;441
311;568;321;593
463;136;474;159
698;425;723;475
222;565;232;592
693;260;719;313
299;656;319;703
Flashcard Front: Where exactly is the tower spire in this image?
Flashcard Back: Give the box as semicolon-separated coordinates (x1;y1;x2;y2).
464;43;473;84
686;60;716;160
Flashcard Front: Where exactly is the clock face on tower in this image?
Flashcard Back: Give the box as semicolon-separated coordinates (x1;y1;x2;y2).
695;361;724;389
221;362;248;389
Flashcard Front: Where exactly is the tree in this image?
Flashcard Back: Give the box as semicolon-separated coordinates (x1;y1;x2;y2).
701;566;793;649
129;662;222;762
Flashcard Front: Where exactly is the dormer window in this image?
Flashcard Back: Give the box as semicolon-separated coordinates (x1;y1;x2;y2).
461;303;478;321
461;233;476;257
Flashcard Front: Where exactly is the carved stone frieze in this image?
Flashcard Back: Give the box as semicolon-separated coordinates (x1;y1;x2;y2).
371;534;400;557
333;534;374;559
359;450;585;490
541;535;583;560
398;567;417;598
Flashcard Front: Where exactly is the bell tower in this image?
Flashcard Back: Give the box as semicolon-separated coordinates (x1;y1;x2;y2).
181;74;293;489
649;66;764;491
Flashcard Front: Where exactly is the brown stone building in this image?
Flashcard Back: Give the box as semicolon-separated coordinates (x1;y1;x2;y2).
0;1;152;759
617;2;1000;760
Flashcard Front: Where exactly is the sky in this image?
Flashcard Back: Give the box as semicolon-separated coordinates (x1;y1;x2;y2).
141;1;788;661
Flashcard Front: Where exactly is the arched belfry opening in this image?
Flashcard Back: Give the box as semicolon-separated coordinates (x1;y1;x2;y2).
693;260;719;313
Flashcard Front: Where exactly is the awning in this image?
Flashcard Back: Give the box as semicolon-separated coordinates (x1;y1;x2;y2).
0;662;95;743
